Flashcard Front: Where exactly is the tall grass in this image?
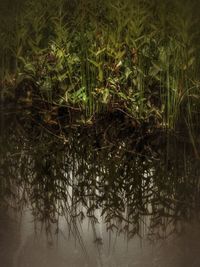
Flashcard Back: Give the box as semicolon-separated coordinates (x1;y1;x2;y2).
1;0;200;128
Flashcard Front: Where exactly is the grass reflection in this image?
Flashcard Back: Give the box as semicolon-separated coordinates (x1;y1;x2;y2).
1;111;200;242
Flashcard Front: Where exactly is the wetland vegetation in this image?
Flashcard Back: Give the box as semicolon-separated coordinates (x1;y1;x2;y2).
1;0;200;130
1;1;200;266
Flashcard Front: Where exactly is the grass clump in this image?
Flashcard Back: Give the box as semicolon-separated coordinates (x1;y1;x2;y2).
1;0;200;129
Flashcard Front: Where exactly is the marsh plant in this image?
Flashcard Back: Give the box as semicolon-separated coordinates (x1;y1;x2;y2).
1;0;200;128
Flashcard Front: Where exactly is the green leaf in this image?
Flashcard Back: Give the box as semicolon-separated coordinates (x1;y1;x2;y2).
98;68;103;82
88;59;99;68
102;88;110;103
125;67;132;79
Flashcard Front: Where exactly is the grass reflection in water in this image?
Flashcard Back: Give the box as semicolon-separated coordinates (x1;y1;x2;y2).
1;111;200;245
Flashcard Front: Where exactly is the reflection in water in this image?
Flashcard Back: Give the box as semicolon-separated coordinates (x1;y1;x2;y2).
1;111;200;266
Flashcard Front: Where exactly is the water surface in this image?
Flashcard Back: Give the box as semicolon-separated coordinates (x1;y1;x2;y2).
1;111;200;267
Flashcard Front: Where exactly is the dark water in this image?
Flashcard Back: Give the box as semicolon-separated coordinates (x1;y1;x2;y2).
1;111;200;267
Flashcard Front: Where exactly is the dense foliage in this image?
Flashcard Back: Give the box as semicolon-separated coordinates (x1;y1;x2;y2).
1;0;200;128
